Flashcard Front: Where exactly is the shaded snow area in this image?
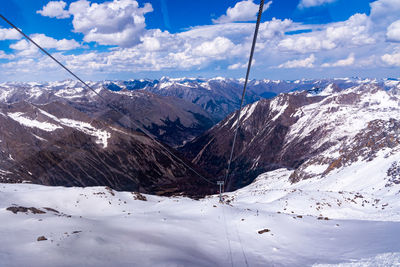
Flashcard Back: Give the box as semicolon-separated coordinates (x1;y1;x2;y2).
1;155;400;267
58;119;111;148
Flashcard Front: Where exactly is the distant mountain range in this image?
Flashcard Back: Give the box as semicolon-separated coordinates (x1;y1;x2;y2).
1;77;400;195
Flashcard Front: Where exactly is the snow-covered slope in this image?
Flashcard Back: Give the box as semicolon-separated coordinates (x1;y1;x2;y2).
1;166;399;267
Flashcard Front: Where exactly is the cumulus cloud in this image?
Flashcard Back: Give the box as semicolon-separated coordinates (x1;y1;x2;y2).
259;18;292;39
326;14;374;46
213;0;272;24
322;53;355;67
38;0;153;47
10;34;80;56
0;28;21;40
9;40;40;57
278;13;374;54
67;0;153;47
4;0;400;79
386;20;400;42
193;37;235;57
381;52;400;66
31;34;80;50
370;0;400;27
37;1;70;19
278;54;315;68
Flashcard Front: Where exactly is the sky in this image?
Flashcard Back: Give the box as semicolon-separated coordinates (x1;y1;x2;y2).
0;0;399;81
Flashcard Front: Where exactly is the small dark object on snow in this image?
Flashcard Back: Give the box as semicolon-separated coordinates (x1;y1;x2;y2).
132;192;147;201
258;229;270;234
6;206;46;214
105;186;115;196
37;236;47;241
317;216;329;220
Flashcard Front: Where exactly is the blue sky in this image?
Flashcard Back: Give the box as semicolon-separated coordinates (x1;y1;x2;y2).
0;0;399;81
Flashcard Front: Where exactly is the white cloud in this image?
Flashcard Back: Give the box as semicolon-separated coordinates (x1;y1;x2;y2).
0;28;21;40
387;20;400;42
9;40;30;50
381;52;400;66
259;18;292;39
10;34;80;56
3;0;400;79
193;37;235;57
0;51;14;59
279;36;336;53
213;0;272;24
68;0;153;47
370;0;400;27
37;1;70;19
9;40;40;57
228;62;246;70
278;13;374;54
325;14;374;46
298;0;336;8
228;59;255;70
278;54;315;68
141;36;161;51
322;53;355;67
31;34;80;50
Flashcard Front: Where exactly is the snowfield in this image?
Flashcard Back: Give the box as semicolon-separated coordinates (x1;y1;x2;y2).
1;151;400;267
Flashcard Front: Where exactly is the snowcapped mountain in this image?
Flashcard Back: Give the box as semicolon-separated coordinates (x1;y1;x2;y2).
2;78;400;194
105;76;400;121
182;83;400;191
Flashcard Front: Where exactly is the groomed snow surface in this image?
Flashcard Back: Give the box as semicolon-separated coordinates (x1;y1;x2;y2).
1;150;400;267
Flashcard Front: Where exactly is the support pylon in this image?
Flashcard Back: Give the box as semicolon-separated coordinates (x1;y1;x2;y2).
217;181;224;203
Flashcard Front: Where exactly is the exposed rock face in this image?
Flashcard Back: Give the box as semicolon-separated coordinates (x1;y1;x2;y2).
0;101;212;195
182;84;400;191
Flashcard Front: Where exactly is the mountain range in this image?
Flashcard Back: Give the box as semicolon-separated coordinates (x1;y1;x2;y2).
1;77;400;196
